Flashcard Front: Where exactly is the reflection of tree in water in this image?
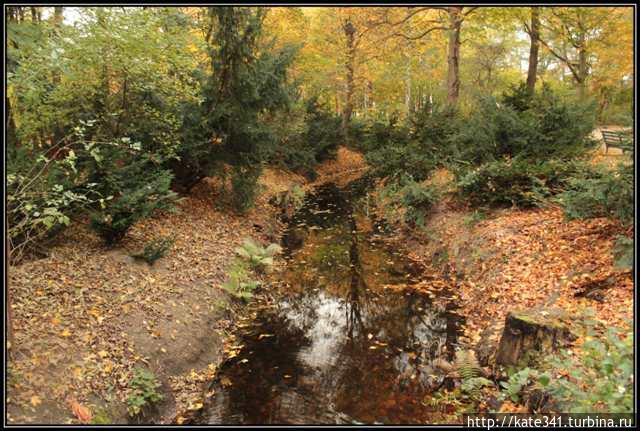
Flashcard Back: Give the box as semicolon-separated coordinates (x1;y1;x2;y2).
345;214;365;338
205;311;311;424
204;179;460;424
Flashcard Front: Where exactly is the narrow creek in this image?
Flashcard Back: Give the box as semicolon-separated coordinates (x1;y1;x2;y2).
199;178;464;425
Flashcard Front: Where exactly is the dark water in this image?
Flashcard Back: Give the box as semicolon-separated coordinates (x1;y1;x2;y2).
200;180;463;425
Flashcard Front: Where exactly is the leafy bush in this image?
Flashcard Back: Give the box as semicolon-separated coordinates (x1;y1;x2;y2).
450;83;597;165
496;317;634;414
90;166;177;245
378;177;440;228
499;367;541;403
235;238;282;272
89;409;112;425
359;115;439;182
366;141;437;182
408;103;459;163
6;138;105;261
541;327;633;413
126;367;164;417
131;236;175;265
222;259;260;300
230;165;262;213
303;97;343;163
456;158;596;208
558;161;633;225
171;7;297;204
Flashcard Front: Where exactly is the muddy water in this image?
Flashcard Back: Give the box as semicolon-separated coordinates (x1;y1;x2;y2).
201;180;463;425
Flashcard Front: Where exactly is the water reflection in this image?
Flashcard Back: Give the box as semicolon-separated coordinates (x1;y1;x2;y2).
202;182;461;424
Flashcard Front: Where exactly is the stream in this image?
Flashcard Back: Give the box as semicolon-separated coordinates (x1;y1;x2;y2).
199;179;463;425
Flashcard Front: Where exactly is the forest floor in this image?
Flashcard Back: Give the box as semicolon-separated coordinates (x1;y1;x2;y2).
6;145;632;424
6;147;367;425
6;166;309;424
395;200;633;349
374;148;633;396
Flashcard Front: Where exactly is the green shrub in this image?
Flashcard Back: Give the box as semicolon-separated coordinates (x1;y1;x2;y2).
496;318;634;414
450;83;597;165
558;162;633;225
90;167;177;245
303;97;342;163
499;367;541;403
359;115;439;182
540;327;633;413
379;177;439;228
366;141;437;182
230;165;262;213
222;259;260;300
235;238;282;272
131;236;175;265
456;158;596;208
89;408;112;425
172;8;296;194
7;150;100;261
408;103;459;163
126;368;164;417
266;96;341;177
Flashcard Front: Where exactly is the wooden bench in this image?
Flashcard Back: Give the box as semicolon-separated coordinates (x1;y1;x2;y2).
601;130;633;154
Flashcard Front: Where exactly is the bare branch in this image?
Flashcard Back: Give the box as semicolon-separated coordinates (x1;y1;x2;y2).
462;7;480;19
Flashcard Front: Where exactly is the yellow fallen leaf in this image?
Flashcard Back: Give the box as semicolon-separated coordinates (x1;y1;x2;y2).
61;329;72;337
73;367;83;380
98;350;109;358
188;402;203;410
30;395;42;407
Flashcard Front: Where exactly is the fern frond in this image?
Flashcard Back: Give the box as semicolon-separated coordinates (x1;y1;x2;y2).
455;349;482;380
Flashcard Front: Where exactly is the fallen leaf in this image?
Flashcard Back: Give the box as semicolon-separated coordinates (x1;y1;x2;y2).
69;399;92;423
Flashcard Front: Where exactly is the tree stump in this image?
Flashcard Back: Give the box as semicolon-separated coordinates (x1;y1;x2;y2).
495;308;576;366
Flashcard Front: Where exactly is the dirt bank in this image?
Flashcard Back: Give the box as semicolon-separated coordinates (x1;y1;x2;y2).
6;167;306;425
387;199;632;362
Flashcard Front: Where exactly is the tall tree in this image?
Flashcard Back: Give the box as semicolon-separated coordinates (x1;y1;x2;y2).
538;7;620;99
52;7;64;145
380;6;478;107
446;6;463;106
342;17;356;133
524;6;540;94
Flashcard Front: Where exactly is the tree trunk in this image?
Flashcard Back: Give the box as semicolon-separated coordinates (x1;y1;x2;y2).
52;7;64;146
6;96;18;147
405;61;412;114
526;7;540;95
96;9;111;132
7;223;15;359
446;7;462;108
342;19;356;139
577;31;588;100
